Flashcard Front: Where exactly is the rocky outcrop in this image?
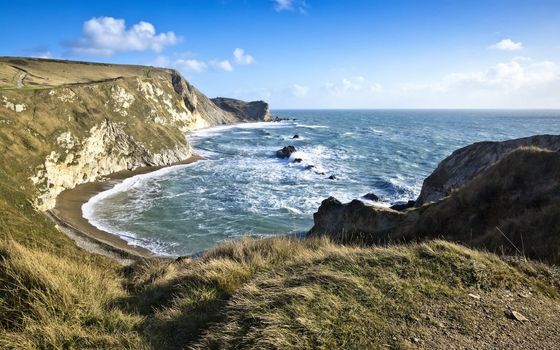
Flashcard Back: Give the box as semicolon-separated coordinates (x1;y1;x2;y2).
416;134;560;206
0;57;270;210
310;197;414;243
310;145;560;264
211;97;271;122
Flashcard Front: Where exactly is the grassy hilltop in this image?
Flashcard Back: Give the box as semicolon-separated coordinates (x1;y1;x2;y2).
1;58;560;349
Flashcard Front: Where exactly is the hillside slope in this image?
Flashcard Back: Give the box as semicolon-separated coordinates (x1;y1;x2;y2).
0;57;269;210
311;146;560;264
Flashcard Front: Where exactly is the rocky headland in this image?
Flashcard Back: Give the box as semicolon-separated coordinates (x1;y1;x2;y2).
310;135;560;263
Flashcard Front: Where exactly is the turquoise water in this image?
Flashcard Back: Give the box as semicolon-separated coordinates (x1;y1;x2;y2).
83;110;560;256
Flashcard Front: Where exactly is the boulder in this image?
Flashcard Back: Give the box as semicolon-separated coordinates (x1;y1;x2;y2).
362;193;380;202
328;175;337;180
276;146;296;159
293;158;303;163
293;134;300;139
390;200;416;211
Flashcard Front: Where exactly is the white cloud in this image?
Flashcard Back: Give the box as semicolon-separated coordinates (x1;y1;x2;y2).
274;0;308;13
175;59;208;73
325;76;382;96
441;58;558;91
489;38;523;51
68;17;180;56
274;0;294;11
233;48;255;65
210;59;233;72
291;84;309;97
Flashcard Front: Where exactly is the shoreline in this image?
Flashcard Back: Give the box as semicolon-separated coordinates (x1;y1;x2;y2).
49;154;203;264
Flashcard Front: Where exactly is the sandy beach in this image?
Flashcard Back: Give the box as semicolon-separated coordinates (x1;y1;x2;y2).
48;155;203;264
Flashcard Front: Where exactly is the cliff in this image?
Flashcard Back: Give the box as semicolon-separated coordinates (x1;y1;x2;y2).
211;97;271;122
416;134;560;206
0;57;269;210
311;140;560;264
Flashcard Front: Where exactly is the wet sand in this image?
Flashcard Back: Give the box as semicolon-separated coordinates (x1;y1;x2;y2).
48;155;203;263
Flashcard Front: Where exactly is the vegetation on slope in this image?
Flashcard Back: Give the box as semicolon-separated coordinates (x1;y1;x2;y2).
2;232;560;349
312;147;560;265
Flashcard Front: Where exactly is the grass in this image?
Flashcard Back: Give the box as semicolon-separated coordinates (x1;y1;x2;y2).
1;233;559;349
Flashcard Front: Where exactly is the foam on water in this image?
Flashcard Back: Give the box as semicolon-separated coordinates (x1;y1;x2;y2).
83;110;560;256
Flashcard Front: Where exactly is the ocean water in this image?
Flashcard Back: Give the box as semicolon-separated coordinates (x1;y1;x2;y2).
83;110;560;256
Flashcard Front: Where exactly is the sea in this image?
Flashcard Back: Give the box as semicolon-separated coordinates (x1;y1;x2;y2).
82;110;560;256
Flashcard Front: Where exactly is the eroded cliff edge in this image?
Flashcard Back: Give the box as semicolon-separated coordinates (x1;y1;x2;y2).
0;57;270;210
310;135;560;264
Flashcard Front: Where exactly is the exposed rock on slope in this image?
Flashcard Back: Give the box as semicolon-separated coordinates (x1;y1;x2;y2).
416;134;560;206
0;57;269;210
211;97;271;122
310;145;560;264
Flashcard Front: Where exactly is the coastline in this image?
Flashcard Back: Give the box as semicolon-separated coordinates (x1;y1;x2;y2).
49;154;203;264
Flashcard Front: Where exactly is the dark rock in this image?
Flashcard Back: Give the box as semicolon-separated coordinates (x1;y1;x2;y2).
390;200;416;211
293;158;303;163
276;145;297;159
292;134;300;139
175;256;189;263
305;165;315;170
309;197;408;242
328;175;337;180
362;193;380;202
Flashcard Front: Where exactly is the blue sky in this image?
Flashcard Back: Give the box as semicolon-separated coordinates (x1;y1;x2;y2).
1;0;559;108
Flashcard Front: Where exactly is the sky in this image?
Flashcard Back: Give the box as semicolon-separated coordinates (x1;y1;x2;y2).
1;0;559;109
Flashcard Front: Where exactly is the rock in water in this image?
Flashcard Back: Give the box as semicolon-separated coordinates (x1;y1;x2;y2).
276;146;297;158
293;134;300;139
363;193;380;201
293;158;303;163
328;175;337;180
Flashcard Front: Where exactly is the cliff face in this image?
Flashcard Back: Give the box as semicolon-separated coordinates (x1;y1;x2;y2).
310;143;560;264
0;57;269;210
416;134;560;206
211;97;271;122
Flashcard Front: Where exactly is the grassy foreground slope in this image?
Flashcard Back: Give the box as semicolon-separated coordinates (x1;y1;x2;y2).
2;235;560;349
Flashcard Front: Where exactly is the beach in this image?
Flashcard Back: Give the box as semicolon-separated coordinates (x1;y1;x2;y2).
48;154;203;264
